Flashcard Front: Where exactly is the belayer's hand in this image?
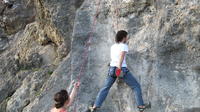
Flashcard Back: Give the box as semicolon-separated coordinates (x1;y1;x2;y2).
74;82;80;88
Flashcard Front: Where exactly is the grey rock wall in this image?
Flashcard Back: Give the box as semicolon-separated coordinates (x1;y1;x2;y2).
0;0;199;112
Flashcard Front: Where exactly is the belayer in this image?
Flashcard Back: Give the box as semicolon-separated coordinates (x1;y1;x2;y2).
51;81;80;112
87;30;151;112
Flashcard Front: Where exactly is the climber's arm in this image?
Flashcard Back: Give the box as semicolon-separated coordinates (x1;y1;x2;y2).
66;82;80;107
117;51;126;69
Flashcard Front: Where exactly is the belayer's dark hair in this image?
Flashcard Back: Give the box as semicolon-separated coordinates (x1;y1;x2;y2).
115;30;128;43
54;90;69;109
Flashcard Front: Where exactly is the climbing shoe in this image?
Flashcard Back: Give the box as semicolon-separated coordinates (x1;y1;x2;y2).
85;106;97;112
138;102;151;112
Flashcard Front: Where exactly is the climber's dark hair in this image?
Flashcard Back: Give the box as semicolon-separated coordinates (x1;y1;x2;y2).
54;90;69;109
115;30;128;43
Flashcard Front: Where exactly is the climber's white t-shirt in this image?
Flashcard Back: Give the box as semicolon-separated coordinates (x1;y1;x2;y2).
110;43;128;67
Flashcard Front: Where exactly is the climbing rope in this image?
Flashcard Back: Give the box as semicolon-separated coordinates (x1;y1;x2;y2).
72;0;125;111
75;0;101;82
72;0;101;111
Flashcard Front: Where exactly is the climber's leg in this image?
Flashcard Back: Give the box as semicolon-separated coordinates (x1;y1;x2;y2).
123;69;144;107
94;73;116;107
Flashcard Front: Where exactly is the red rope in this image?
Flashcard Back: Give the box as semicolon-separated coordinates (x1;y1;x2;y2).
72;0;101;111
72;0;122;111
76;0;101;81
75;0;101;81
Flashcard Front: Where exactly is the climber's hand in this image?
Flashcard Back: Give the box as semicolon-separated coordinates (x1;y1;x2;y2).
117;65;121;70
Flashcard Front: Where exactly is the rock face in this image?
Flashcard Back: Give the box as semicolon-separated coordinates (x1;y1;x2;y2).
0;0;200;112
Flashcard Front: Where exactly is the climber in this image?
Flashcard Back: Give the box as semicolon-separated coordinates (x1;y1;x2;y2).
0;0;13;15
87;30;151;112
51;81;80;112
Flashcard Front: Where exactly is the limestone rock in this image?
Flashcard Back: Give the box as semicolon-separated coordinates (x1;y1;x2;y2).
0;0;199;112
6;65;56;112
0;0;35;34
